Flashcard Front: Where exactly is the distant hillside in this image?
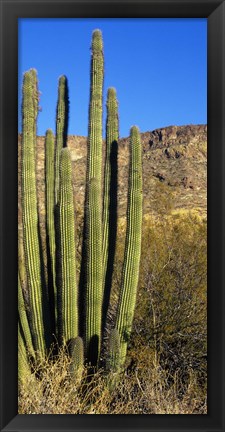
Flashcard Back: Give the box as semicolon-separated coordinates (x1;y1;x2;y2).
18;124;207;229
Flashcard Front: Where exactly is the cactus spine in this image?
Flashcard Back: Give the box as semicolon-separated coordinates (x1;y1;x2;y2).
55;75;68;204
45;129;57;324
21;69;45;357
115;126;143;366
102;88;119;287
58;148;78;345
85;30;104;363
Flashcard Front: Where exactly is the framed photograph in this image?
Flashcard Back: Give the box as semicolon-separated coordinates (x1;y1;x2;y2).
1;0;224;431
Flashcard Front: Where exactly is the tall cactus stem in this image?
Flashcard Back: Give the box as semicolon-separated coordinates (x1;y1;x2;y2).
57;148;78;345
86;178;103;364
85;29;104;364
55;75;69;204
21;69;45;357
45;129;57;328
102;87;119;328
115;126;143;366
87;29;104;183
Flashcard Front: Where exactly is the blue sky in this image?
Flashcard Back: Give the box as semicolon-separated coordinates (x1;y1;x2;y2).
18;18;207;138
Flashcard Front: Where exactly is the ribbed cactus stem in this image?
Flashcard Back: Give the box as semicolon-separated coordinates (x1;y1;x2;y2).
18;232;27;290
21;69;45;357
86;178;103;364
87;29;104;182
58;148;78;345
29;68;39;144
115;126;143;365
18;325;32;385
102;87;119;287
45;129;57;324
18;274;35;358
85;29;104;364
70;336;84;382
107;328;121;372
55;75;68;204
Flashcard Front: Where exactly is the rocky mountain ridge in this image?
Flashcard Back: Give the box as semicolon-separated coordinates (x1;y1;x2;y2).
18;124;207;228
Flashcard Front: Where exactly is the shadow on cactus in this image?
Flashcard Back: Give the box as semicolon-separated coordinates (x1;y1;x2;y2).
18;29;143;387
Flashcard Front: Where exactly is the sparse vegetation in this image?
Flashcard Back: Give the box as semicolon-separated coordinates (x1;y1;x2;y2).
18;352;207;414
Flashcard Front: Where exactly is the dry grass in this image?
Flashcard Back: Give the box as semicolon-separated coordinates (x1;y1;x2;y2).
18;348;207;415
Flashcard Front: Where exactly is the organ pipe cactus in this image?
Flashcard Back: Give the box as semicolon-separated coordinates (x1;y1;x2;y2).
86;178;103;364
19;30;143;381
102;88;119;296
85;29;104;364
21;69;46;357
57;148;78;345
86;29;104;183
45;129;57;325
55;75;68;204
115;126;143;367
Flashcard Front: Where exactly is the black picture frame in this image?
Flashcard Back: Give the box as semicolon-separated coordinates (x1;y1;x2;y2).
0;0;224;431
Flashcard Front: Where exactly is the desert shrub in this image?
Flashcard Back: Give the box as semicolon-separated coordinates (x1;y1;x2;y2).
131;212;207;398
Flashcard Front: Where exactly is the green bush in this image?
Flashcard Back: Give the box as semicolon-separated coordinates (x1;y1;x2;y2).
131;212;207;395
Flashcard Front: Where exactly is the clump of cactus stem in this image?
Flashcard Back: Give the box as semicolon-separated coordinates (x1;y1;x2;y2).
19;29;143;385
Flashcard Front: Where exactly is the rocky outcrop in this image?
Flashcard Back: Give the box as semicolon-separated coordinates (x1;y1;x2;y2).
18;124;207;227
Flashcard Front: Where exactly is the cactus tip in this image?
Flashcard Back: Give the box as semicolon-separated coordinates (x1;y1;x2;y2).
59;74;67;81
92;29;103;50
107;87;117;97
130;125;140;134
60;147;70;159
92;28;102;37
